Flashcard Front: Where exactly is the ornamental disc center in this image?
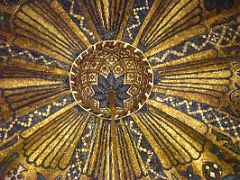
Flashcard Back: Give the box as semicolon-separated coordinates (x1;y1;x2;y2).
70;41;153;119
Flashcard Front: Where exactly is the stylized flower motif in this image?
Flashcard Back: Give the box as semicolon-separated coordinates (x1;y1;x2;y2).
180;166;201;180
0;0;239;179
204;0;235;12
223;166;240;180
92;72;131;108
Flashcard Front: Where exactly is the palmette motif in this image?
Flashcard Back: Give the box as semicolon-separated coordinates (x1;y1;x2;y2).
0;0;240;179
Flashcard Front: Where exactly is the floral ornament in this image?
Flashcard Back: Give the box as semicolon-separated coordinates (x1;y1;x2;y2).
0;12;11;32
0;152;19;174
223;165;240;180
0;0;19;6
210;145;239;163
92;72;131;108
36;173;46;180
180;166;201;180
212;129;240;155
202;162;223;180
204;0;235;12
223;83;240;118
210;146;224;160
0;0;239;179
5;164;26;180
227;84;240;117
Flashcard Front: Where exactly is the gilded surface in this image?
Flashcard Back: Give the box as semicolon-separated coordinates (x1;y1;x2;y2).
70;41;152;118
0;0;239;179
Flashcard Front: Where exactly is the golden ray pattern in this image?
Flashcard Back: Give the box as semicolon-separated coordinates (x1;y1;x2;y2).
82;118;147;179
21;107;90;170
132;103;207;170
0;0;240;179
152;52;233;107
77;0;134;40
133;0;206;56
14;0;91;64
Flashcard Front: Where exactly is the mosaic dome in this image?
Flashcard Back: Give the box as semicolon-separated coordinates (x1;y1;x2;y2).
0;0;240;179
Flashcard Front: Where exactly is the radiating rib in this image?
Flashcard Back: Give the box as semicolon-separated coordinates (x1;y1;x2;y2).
1;83;68;118
152;49;218;70
132;100;207;170
153;57;232;107
78;0;133;39
83;118;146;179
133;0;205;57
0;35;7;45
14;0;91;64
0;78;62;89
143;0;200;46
0;58;69;80
22;107;90;170
0;56;69;118
118;118;146;179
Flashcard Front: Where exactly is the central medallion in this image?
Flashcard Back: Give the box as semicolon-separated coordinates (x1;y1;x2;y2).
70;41;153;119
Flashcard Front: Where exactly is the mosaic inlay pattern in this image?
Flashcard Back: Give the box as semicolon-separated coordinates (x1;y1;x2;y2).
70;41;152;118
0;0;239;179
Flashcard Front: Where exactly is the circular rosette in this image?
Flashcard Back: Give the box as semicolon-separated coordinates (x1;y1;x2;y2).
70;41;153;119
